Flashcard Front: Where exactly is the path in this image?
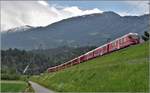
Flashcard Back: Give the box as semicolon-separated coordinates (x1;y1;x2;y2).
29;81;55;93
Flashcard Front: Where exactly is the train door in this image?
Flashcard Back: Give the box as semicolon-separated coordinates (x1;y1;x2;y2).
105;45;108;53
119;38;122;48
124;36;128;46
116;40;119;49
89;52;94;59
94;49;99;57
107;44;110;53
98;48;101;56
103;46;107;54
78;58;80;64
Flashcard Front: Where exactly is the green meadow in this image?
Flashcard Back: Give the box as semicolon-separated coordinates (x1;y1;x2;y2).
1;80;28;92
31;42;149;92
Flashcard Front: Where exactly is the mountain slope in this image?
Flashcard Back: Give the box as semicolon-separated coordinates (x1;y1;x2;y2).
5;25;34;33
31;42;149;92
1;12;149;50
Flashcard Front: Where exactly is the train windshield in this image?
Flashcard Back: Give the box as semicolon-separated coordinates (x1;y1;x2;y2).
129;35;139;39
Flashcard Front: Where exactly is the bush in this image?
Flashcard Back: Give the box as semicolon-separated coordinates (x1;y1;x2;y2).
142;31;149;41
1;74;20;80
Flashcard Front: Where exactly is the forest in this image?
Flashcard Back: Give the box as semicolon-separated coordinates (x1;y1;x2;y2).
1;46;96;80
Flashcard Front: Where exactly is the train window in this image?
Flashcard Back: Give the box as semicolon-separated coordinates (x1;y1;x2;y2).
120;38;123;44
128;35;132;39
119;39;121;44
104;46;107;50
119;38;124;44
130;35;139;39
124;37;126;42
122;38;124;43
115;41;118;46
112;42;115;47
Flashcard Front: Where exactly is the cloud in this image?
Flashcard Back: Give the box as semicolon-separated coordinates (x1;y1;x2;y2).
38;0;49;6
1;0;148;31
1;1;103;31
63;7;101;16
121;1;149;16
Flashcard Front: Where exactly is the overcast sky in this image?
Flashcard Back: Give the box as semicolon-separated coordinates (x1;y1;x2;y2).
1;0;149;31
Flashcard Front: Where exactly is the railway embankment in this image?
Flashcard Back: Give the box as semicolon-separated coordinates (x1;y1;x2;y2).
30;42;149;92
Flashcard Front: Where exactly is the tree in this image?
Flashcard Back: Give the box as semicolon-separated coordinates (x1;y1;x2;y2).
142;31;149;41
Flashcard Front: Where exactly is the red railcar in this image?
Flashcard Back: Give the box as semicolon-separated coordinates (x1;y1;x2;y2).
79;55;87;62
93;48;100;57
65;61;73;68
86;51;94;60
108;33;139;52
47;33;140;73
72;58;80;65
47;68;53;73
47;66;56;73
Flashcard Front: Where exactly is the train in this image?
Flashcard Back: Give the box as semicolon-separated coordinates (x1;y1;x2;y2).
47;33;140;73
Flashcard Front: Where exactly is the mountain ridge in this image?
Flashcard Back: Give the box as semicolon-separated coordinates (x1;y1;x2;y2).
1;11;149;50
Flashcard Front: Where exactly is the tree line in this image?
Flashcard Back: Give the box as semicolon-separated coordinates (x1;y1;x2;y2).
1;46;96;80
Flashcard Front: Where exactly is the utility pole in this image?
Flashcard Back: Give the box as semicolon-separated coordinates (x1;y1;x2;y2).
23;64;30;74
148;1;150;32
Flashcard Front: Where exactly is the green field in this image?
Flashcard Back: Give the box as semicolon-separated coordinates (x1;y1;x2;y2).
1;80;28;92
31;42;149;92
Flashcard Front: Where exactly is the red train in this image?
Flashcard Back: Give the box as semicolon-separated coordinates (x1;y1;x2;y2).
47;33;140;73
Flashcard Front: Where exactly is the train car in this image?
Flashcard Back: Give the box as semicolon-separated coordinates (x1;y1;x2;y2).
93;47;101;58
55;66;59;71
79;54;87;63
58;64;63;70
108;33;139;52
85;50;94;60
118;35;128;48
72;58;80;65
65;61;73;68
61;63;66;69
118;33;139;49
48;66;56;73
108;40;119;52
127;33;139;44
100;44;108;55
47;68;53;73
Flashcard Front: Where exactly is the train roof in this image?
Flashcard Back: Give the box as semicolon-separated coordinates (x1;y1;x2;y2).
123;33;138;38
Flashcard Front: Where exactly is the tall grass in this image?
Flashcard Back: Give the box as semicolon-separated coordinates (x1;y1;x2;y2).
31;42;149;92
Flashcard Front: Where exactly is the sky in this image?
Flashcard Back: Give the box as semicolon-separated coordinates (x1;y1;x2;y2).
1;0;149;31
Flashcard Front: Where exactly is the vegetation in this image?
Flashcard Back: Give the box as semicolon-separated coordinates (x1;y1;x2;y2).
142;31;149;41
31;42;149;92
1;80;28;92
1;46;95;76
24;81;35;92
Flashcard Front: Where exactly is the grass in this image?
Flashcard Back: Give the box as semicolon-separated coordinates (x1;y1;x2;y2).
24;81;35;93
31;42;149;92
1;80;28;92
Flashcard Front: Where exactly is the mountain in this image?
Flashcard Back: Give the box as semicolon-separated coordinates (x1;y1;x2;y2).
1;11;149;50
4;25;34;33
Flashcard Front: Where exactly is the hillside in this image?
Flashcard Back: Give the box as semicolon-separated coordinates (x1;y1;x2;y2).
1;46;96;75
1;12;149;50
31;42;149;92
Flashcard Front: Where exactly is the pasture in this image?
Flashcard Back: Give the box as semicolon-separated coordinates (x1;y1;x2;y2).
31;42;149;92
1;80;28;92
